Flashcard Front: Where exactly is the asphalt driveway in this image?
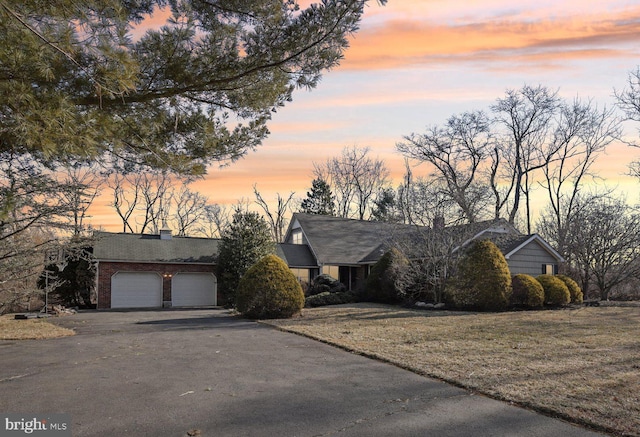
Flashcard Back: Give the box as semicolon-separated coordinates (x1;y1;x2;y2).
0;309;604;437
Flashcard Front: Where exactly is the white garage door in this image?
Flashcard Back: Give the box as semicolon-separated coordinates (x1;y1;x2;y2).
171;273;217;307
111;272;163;308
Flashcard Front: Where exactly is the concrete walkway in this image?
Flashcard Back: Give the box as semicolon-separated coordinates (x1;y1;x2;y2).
0;309;605;436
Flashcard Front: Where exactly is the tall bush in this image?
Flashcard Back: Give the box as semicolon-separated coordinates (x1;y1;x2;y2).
537;274;570;306
236;255;304;319
216;210;275;306
446;239;511;311
364;248;409;303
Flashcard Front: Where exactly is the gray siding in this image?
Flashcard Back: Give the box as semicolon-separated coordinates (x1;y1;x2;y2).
507;240;559;276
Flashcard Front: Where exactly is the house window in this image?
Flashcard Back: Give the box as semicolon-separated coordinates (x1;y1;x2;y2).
542;264;558;275
323;265;340;280
290;268;309;283
291;230;303;245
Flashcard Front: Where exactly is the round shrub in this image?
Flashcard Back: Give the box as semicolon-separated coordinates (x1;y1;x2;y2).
236;254;305;319
556;274;583;304
307;274;346;296
536;274;570;306
510;274;544;308
446;239;512;311
364;248;409;304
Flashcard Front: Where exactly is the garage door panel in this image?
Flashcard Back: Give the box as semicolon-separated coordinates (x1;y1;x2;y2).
111;272;162;308
172;273;216;307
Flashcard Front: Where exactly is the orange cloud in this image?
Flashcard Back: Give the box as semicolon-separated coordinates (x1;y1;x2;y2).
340;7;640;71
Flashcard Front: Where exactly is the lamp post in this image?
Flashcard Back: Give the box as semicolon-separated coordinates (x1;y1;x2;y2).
43;248;68;314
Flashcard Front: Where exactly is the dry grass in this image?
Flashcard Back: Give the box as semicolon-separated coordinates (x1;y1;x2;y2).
0;314;75;340
265;303;640;436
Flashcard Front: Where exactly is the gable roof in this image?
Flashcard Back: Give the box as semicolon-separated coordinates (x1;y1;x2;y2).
500;234;565;262
285;213;523;266
277;243;318;268
287;213;398;265
93;232;219;264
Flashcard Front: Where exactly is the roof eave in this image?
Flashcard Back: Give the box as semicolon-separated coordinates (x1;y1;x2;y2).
504;234;565;263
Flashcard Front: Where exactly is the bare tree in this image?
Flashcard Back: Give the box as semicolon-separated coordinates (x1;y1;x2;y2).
59;163;104;236
253;185;295;242
389;222;484;303
397;111;493;223
615;67;640;178
315;146;389;220
137;172;172;234
615;67;640;126
198;203;229;239
109;171;180;234
172;186;209;237
538;99;621;255
491;85;562;232
110;173;140;233
488;138;517;221
565;195;640;300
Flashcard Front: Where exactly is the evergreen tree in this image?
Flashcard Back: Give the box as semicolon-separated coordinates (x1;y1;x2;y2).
1;0;385;174
300;178;336;215
216;210;275;306
371;188;399;222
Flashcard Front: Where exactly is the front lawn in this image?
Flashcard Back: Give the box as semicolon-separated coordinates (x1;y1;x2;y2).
0;314;75;340
264;303;640;436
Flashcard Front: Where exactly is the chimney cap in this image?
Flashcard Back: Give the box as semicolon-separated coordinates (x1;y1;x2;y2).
160;221;172;240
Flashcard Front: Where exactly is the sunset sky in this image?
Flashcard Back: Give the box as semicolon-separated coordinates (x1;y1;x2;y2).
90;0;640;231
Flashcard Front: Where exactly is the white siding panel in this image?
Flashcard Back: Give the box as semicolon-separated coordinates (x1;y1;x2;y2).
111;272;162;308
171;273;217;307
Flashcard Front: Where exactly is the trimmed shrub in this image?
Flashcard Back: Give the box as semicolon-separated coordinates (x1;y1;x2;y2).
536;274;570;306
510;274;544;308
305;291;356;308
236;254;304;319
446;239;512;311
307;274;346;296
363;248;409;304
556;274;583;304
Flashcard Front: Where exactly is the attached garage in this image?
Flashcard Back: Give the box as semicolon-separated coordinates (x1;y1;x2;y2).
94;231;219;310
171;273;217;307
111;272;163;308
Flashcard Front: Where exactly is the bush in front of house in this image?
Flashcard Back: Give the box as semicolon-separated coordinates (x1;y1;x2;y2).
510;274;544;308
306;274;346;296
305;291;356;307
556;274;583;304
536;274;570;306
235;254;304;319
363;248;409;304
446;239;512;311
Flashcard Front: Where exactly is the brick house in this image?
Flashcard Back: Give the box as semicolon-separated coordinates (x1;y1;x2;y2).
93;214;564;309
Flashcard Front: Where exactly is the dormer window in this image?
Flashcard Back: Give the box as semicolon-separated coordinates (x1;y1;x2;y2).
292;230;303;245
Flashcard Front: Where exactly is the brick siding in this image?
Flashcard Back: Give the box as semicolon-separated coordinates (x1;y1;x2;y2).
97;262;216;309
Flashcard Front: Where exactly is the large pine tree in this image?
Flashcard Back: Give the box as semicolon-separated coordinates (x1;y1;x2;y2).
1;0;385;174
